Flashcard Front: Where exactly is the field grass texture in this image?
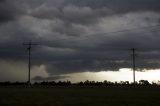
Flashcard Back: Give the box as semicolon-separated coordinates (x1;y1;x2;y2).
0;86;160;106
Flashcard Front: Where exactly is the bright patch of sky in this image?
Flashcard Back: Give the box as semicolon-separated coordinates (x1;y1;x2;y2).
59;68;160;83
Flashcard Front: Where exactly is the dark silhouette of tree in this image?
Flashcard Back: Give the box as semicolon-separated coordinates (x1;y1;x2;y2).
139;80;150;85
0;80;158;87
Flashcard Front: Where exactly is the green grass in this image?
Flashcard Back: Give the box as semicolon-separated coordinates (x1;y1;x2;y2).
0;86;160;106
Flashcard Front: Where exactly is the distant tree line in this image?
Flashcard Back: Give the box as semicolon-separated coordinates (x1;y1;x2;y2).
0;80;159;87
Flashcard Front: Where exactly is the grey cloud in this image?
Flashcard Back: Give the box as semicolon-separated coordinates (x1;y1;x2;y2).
67;0;160;13
0;1;14;23
0;0;160;79
32;75;69;81
0;60;48;82
0;0;26;23
31;0;160;26
1;0;160;24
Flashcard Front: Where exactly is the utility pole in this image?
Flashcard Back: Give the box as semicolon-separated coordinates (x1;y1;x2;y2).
131;48;136;84
23;41;37;85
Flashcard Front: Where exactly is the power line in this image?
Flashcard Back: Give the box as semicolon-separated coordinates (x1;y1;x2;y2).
23;40;38;85
42;24;160;45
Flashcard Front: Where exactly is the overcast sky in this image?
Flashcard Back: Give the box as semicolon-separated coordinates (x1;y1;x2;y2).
0;0;160;82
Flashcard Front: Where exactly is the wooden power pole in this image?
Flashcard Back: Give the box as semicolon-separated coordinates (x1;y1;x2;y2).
23;41;37;85
131;48;136;84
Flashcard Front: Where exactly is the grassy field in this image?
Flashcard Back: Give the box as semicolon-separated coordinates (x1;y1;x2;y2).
0;86;160;106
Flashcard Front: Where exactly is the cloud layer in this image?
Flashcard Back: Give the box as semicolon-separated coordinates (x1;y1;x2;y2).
0;0;160;81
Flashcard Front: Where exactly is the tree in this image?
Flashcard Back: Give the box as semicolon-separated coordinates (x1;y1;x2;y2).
139;80;150;85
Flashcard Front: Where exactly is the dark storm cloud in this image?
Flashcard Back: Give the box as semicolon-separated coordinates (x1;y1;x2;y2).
0;1;14;23
67;0;160;13
30;0;160;25
32;75;69;81
0;0;25;23
0;0;160;77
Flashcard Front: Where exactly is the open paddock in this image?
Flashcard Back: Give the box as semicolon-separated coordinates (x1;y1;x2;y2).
0;86;160;106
